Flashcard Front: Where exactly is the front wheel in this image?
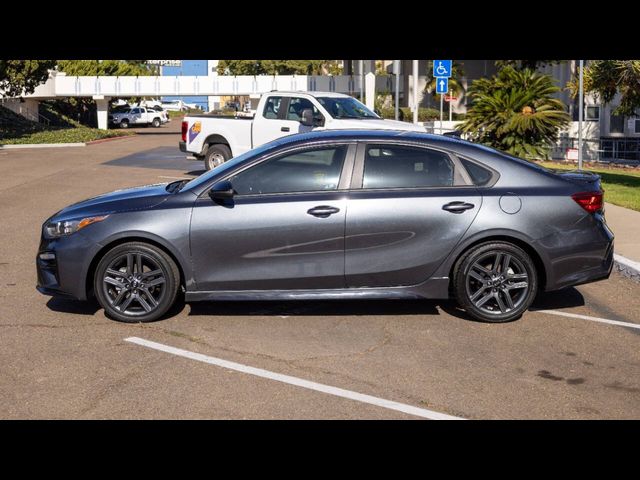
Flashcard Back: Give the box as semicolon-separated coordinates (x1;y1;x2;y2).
453;242;538;323
204;144;232;170
120;119;129;129
94;242;180;323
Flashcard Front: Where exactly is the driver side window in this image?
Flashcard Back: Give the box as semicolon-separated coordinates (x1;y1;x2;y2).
228;145;347;196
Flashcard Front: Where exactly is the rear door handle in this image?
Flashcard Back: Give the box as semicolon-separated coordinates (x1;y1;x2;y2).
281;126;290;132
442;201;475;213
307;205;340;218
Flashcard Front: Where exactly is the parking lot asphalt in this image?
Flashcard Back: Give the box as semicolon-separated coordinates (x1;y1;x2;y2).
1;121;639;419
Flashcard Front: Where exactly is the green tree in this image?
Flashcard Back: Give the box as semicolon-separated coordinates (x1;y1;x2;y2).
0;60;56;97
217;60;336;75
569;60;640;116
459;67;570;159
56;60;157;76
495;60;565;71
424;60;465;99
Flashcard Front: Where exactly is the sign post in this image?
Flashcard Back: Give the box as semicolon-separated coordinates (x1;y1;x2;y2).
394;60;400;121
433;60;452;134
578;59;584;170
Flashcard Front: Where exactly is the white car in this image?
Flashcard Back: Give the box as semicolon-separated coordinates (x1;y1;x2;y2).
161;100;187;112
179;91;426;170
108;106;165;128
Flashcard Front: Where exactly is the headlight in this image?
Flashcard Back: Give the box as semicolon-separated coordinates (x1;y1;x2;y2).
44;215;109;239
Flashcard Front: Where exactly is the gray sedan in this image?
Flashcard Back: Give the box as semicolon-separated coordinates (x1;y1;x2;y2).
37;130;614;323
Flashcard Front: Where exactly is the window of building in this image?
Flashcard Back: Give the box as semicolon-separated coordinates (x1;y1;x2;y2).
635;119;640;134
586;105;600;121
610;114;625;134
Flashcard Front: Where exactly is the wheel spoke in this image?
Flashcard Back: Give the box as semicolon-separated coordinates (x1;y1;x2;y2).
112;289;127;307
137;294;153;312
472;264;492;276
508;273;528;280
142;288;158;308
502;289;515;310
141;269;162;279
120;294;134;311
106;268;127;279
470;286;488;302
126;254;133;275
495;291;507;313
493;252;503;273
507;281;528;290
469;270;486;284
104;276;125;288
501;254;511;274
136;254;143;275
475;291;494;308
146;277;165;287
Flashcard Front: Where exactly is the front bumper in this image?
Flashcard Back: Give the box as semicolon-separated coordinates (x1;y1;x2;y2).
36;231;102;301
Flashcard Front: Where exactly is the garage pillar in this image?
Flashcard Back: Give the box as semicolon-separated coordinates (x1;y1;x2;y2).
93;95;110;130
364;72;376;111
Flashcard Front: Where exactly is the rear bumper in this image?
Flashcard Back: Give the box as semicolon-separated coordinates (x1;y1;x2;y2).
179;141;187;152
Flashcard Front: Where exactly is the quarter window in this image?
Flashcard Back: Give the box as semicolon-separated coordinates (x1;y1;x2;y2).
459;158;494;186
229;146;347;195
362;145;454;189
263;96;283;119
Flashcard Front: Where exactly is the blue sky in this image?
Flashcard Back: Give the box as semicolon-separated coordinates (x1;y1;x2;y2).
161;60;208;109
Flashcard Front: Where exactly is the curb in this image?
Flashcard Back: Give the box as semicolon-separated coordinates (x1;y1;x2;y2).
614;253;640;282
85;135;135;146
0;143;86;149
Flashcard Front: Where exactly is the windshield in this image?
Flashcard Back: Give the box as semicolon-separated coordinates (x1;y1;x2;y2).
316;97;379;119
181;142;279;193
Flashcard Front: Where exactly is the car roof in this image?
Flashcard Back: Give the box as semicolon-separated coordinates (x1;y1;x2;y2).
268;91;351;99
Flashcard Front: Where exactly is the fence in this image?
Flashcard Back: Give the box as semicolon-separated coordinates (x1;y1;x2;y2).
549;135;640;165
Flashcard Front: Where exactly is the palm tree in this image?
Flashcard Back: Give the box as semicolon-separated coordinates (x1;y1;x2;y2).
568;60;640;116
458;67;570;159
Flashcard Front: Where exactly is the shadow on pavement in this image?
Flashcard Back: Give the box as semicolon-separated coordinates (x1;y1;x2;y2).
530;287;585;310
188;299;442;317
46;297;100;315
186;169;207;176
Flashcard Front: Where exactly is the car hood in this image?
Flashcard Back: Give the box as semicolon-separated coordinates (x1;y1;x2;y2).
51;183;171;221
327;118;427;132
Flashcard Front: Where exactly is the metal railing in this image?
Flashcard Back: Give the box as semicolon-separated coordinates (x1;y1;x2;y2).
549;136;640;165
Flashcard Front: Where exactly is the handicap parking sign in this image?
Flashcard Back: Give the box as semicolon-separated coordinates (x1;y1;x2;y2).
433;60;452;78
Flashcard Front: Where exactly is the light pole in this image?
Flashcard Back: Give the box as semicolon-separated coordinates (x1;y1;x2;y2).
578;59;584;171
413;60;418;124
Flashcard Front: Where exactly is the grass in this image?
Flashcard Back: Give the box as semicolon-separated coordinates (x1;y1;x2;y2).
537;161;640;212
0;105;132;145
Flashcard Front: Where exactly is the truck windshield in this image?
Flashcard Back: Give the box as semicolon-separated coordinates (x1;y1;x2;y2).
316;97;379;119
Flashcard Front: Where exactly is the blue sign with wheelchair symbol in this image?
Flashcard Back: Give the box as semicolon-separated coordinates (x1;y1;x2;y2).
433;60;452;78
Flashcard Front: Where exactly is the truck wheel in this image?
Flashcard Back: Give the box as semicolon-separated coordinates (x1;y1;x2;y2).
152;118;161;128
120;119;129;129
205;144;232;170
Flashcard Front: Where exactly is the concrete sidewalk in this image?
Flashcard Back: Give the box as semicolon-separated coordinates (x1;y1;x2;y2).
604;202;640;279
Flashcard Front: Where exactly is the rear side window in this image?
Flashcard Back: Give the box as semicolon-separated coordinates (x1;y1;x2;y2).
263;96;283;119
459;158;494;186
363;145;454;189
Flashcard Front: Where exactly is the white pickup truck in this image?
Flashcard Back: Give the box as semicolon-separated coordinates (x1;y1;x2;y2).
109;106;165;129
179;91;426;170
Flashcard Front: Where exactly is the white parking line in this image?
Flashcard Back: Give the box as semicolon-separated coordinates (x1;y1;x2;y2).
535;309;640;330
124;336;464;420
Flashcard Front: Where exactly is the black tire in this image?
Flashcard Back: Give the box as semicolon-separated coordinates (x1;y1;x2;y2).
452;242;538;323
120;119;129;129
152;117;161;128
204;144;232;170
94;242;180;323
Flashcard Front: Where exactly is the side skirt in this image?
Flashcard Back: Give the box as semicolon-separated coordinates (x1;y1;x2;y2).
185;277;450;302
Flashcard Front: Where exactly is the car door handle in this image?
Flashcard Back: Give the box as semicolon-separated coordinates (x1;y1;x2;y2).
442;201;475;213
307;206;340;218
281;127;290;132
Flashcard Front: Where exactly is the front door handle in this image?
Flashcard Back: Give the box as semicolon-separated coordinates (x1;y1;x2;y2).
442;201;475;213
281;126;290;132
307;205;340;218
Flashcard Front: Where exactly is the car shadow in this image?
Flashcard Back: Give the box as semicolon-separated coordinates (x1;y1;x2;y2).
530;287;585;310
46;297;101;315
186;169;207;176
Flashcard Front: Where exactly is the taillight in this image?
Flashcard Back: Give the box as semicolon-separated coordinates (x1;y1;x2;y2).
181;120;188;142
572;191;603;213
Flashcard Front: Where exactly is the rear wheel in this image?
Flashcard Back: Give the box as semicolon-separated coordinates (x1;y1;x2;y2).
453;242;537;323
152;117;161;128
94;242;180;323
204;144;232;170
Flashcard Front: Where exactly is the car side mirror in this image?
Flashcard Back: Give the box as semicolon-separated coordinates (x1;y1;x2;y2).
300;108;314;127
208;180;235;200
